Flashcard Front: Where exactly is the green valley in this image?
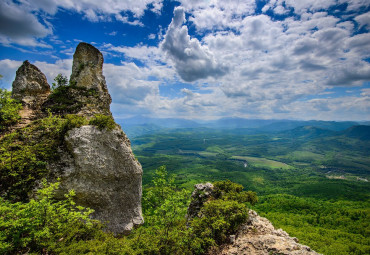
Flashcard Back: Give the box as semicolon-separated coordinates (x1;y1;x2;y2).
130;125;370;254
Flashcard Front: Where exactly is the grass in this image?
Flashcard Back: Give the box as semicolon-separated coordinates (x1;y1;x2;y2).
231;155;293;169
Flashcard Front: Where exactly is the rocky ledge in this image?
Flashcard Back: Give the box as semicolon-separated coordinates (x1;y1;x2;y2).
217;210;320;255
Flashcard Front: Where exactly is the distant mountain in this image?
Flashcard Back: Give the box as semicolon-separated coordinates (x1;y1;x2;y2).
117;115;361;136
277;126;336;139
116;116;201;129
340;125;370;140
205;118;279;129
259;120;359;132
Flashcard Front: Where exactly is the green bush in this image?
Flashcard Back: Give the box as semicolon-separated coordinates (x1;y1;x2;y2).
51;73;68;91
89;114;116;131
190;199;248;249
0;88;22;132
0;180;102;255
0;113;68;201
64;114;87;131
213;180;258;205
0;112;88;202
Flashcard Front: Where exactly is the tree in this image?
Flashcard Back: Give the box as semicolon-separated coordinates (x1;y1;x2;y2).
51;74;68;91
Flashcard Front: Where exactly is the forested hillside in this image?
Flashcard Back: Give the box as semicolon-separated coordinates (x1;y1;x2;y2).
132;126;370;254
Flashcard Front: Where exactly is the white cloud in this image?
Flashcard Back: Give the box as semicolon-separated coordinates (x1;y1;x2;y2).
23;0;164;22
0;59;23;89
0;1;52;47
355;12;370;29
160;7;228;82
0;0;164;47
284;0;337;14
179;0;255;31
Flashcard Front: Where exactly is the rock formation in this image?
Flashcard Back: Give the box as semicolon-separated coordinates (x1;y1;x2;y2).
57;126;143;234
10;42;143;235
69;42;111;117
43;42;111;117
188;183;319;255
187;182;214;220
12;60;50;107
217;210;320;255
11;61;51;127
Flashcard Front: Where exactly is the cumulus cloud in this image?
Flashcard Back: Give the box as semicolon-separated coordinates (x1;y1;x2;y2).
0;0;164;47
355;12;370;29
22;0;163;22
0;1;52;47
0;59;23;89
161;7;228;82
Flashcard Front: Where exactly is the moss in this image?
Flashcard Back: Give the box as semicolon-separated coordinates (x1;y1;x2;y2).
89;114;116;131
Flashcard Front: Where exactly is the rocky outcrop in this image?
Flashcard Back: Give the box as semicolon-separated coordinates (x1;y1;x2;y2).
187;182;214;220
69;42;111;116
12;60;50;108
10;43;143;235
188;183;319;255
217;210;320;255
11;61;51;127
53;126;143;234
43;42;112;117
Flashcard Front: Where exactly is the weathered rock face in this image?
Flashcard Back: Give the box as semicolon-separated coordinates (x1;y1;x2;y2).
69;42;111;116
187;182;214;220
54;126;143;234
12;60;50;109
218;210;320;255
10;42;143;235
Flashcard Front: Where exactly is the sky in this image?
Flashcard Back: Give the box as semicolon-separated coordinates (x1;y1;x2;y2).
0;0;370;121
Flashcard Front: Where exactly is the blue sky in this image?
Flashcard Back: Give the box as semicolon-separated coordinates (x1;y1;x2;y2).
0;0;370;121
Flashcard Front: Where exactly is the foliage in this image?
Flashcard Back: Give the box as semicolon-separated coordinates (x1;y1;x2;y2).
213;180;258;205
190;199;248;249
89;114;116;131
51;73;68;91
64;114;88;130
46;78;99;114
132;128;370;254
0;180;101;255
0;88;22;132
255;194;370;255
0;113;87;201
46;85;83;114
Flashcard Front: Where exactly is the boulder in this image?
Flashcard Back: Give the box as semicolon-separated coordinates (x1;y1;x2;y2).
53;126;143;234
12;60;50;108
217;210;320;255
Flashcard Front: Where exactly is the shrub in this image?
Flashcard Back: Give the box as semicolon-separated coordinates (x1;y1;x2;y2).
0;113;67;201
0;180;101;255
0;88;22;132
213;180;258;205
63;114;87;131
0;112;87;202
190;199;248;249
51;74;68;91
89;114;116;131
